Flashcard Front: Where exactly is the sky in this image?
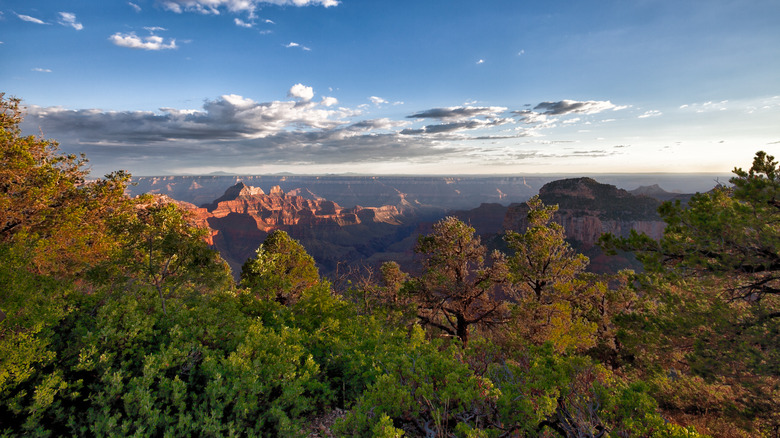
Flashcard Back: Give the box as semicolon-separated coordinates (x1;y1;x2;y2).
2;0;779;176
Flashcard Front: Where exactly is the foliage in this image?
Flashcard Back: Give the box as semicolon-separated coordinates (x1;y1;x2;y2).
500;197;635;356
505;195;589;301
0;93;132;279
335;329;501;437
240;230;320;305
409;217;509;347
600;151;780;435
337;338;705;438
105;197;233;314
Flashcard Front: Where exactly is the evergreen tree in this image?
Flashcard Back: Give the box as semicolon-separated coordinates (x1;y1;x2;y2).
240;230;320;305
409;217;508;347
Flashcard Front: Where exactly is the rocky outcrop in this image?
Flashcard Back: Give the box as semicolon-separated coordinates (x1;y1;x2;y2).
177;182;417;276
503;178;666;248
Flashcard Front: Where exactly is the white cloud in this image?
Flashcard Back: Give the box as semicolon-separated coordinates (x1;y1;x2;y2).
476;59;484;64
285;41;311;50
16;13;46;24
109;33;178;50
23;94;467;175
25;92;359;143
288;83;314;102
58;12;83;30
161;1;182;13
513;110;550;124
264;19;275;24
321;96;338;107
161;0;339;15
144;26;168;32
129;2;142;12
518;50;525;56
369;96;388;106
638;110;662;119
235;18;253;27
32;67;52;73
680;100;730;113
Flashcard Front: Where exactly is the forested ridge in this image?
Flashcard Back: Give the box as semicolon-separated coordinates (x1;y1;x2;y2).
1;93;778;437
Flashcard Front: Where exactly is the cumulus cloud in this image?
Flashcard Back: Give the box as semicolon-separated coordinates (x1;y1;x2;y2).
234;18;253;27
321;96;338;107
25;93;358;144
16;13;47;24
369;96;388;106
109;32;177;50
408;106;507;121
21;93;465;174
160;0;339;15
476;59;484;64
58;12;83;30
533;100;618;115
288;83;314;102
21;91;631;174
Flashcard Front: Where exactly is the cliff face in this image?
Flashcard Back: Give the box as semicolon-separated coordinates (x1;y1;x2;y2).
503;178;666;248
180;182;415;276
166;177;684;279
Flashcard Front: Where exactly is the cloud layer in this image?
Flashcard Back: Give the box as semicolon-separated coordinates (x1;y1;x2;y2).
22;91;629;174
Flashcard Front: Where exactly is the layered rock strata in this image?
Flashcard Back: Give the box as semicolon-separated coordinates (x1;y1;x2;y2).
177;182;414;276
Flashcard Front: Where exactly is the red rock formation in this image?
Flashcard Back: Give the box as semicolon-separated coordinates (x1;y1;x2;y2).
170;182;410;275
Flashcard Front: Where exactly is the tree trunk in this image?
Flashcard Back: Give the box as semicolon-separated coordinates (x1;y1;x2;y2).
456;313;469;347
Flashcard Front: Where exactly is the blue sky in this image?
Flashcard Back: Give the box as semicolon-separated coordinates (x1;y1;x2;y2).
2;0;779;176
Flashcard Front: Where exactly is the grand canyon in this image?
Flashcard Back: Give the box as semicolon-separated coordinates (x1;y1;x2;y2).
131;174;710;278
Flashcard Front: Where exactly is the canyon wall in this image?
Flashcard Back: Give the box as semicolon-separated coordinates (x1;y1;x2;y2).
158;176;701;278
502;177;666;247
175;182;423;276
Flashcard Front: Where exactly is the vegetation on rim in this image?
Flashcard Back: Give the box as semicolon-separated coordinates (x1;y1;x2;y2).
2;93;777;437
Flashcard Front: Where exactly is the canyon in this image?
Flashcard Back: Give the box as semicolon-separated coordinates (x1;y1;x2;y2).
143;176;707;278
